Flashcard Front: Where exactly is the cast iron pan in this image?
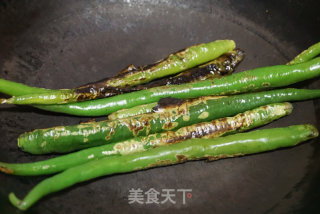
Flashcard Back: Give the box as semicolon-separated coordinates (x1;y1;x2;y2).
0;0;320;213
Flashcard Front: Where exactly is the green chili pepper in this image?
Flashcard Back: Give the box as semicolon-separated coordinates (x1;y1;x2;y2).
87;40;236;87
0;48;242;105
288;42;320;65
0;102;292;176
75;48;244;100
0;47;242;100
10;56;319;116
18;88;320;154
0;78;55;96
108;95;224;120
130;48;244;90
108;102;158;120
8;124;318;210
108;43;318;120
0;40;236;105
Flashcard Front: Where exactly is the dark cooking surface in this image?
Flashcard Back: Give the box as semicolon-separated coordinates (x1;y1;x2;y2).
0;0;320;213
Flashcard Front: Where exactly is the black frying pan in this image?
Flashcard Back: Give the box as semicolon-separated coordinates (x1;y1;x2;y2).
0;0;320;213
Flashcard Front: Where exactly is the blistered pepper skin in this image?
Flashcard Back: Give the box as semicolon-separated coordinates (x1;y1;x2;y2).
18;88;320;154
9;125;319;211
107;95;224;120
99;40;236;87
2;56;320;112
1;40;236;104
26;57;320;116
0;102;292;175
131;49;244;90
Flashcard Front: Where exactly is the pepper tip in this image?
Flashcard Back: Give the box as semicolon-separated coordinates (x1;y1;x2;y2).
9;192;26;210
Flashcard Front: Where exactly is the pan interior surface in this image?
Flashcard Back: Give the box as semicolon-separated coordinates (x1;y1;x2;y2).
0;0;319;213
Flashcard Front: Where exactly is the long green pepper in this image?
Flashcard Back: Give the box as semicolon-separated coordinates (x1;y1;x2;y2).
0;46;240;100
86;40;236;87
9;125;319;211
108;95;224;120
0;41;315;98
0;40;235;104
0;102;292;176
109;42;320;120
108;102;158;120
0;78;55;96
74;48;244;100
20;57;320;116
288;42;320;65
18;88;320;154
130;48;244;90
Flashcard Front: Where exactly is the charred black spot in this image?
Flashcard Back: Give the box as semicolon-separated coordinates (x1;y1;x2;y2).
75;82;135;100
132;48;245;90
262;82;270;87
118;64;138;75
147;159;174;168
75;94;87;101
152;97;185;111
72;48;245;101
166;134;190;144
206;154;231;161
162;121;179;130
125;119;150;136
139;61;159;71
218;117;228;123
176;154;188;162
206;153;244;162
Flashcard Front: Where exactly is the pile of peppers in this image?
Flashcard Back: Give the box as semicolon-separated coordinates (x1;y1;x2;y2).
0;39;320;210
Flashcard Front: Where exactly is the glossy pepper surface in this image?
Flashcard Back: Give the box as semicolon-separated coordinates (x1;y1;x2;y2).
18;88;320;154
288;42;320;65
9;124;319;210
0;102;291;175
24;57;320;116
107;95;224;120
1;40;236;104
130;48;244;90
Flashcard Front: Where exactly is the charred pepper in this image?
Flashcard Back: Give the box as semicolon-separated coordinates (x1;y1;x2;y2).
9;124;319;210
17;88;320;154
0;102;291;175
0;40;236;104
17;57;320;116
